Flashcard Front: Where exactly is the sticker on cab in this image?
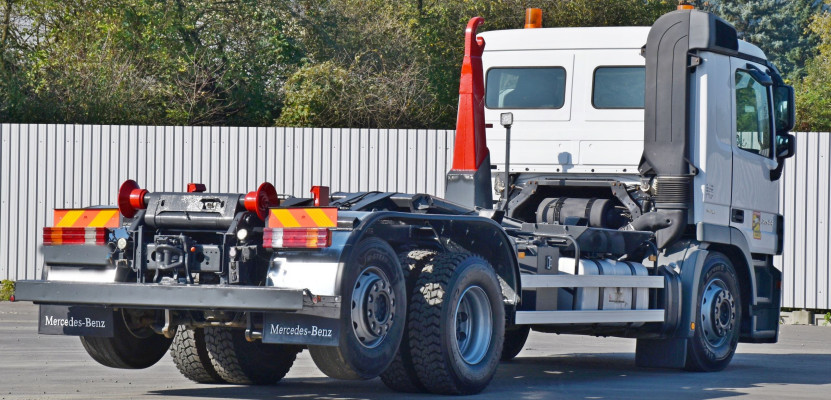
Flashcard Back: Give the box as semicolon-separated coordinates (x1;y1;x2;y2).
752;211;762;240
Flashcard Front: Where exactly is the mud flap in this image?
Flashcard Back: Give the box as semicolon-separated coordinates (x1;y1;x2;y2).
38;305;113;337
262;313;339;346
635;338;687;368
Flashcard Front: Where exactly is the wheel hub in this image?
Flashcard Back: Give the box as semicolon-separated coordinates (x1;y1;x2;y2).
700;278;736;347
453;286;493;365
351;266;395;348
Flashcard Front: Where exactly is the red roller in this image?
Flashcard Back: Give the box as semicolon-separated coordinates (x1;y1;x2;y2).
118;180;148;218
244;182;279;220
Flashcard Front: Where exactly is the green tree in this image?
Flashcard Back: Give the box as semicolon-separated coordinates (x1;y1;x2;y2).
795;0;831;130
1;0;302;125
2;0;680;128
712;0;823;80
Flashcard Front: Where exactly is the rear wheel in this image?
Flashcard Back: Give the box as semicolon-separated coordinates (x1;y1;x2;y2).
380;249;436;393
80;309;173;369
204;327;301;385
409;252;505;395
685;252;741;372
309;238;406;380
171;327;225;383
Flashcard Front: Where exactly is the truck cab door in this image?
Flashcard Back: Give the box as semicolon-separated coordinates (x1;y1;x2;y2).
729;58;779;254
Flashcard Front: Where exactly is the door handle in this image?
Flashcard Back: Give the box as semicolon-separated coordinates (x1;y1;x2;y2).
731;209;744;223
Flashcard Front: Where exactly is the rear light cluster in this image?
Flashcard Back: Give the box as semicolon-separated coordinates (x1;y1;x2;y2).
263;228;331;249
43;227;108;245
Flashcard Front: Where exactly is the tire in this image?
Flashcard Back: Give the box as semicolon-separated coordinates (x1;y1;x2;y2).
80;309;173;369
500;325;530;361
171;326;225;383
409;252;505;395
380;249;436;393
685;251;742;372
204;327;301;385
309;238;407;380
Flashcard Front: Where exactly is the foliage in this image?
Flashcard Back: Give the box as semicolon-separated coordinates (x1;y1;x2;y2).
0;279;13;301
1;0;300;125
795;0;831;130
712;0;823;81
277;60;440;128
0;0;705;128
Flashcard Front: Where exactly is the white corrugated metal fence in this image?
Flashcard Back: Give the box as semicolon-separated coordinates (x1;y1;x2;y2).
0;124;828;310
776;132;829;310
0;124;454;281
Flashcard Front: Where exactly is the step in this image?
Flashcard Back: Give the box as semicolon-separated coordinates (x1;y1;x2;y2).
520;274;665;289
515;309;666;324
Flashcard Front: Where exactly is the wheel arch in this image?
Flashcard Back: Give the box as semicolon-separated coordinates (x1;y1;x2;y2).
695;222;758;340
703;242;753;339
338;212;521;305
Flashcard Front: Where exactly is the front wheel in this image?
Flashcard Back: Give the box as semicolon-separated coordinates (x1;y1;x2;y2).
409;252;505;395
685;252;742;372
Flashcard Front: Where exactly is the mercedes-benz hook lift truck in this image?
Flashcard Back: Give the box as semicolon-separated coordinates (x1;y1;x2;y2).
13;6;796;395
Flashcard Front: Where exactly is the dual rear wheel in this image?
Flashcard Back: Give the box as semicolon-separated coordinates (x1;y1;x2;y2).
381;251;506;395
170;326;302;385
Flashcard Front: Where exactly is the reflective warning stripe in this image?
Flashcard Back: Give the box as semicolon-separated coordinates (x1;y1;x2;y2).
267;208;337;228
53;209;119;228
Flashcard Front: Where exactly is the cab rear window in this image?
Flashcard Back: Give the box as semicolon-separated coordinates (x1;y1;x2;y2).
592;66;645;109
485;67;566;109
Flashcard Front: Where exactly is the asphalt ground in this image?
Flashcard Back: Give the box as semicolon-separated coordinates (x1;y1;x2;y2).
2;302;830;400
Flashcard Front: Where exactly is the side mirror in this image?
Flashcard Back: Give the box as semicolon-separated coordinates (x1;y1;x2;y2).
776;133;795;159
773;85;795;133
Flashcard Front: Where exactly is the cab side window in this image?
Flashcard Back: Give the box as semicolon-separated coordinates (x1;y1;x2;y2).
485;67;566;109
735;70;772;158
592;66;645;109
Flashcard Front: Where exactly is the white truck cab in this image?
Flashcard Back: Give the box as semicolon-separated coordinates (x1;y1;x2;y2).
481;18;794;257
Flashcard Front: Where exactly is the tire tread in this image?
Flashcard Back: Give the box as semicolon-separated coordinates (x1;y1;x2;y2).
171;327;224;383
204;327;300;385
379;249;436;393
409;252;502;395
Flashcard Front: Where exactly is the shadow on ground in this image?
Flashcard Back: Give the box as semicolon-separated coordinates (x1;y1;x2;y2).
150;352;831;400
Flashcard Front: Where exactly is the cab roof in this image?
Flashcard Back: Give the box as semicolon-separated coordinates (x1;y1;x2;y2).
478;26;767;60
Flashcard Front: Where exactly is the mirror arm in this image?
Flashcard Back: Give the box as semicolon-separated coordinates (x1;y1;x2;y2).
770;157;786;181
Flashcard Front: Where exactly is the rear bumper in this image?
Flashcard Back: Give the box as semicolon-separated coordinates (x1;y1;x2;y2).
14;280;306;312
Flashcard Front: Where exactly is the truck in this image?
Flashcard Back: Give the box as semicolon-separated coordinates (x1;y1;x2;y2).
13;5;796;395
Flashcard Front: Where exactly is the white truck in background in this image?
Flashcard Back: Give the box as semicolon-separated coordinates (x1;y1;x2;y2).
14;5;795;395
